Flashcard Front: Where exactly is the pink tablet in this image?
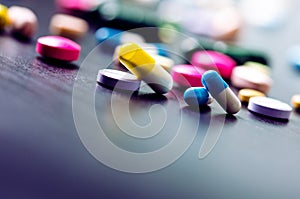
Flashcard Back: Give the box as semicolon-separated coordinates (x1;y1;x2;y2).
191;50;236;79
36;36;81;61
171;64;206;87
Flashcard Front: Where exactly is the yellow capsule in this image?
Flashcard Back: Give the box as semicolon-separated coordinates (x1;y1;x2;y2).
0;4;9;29
118;43;173;94
238;88;266;103
291;94;300;109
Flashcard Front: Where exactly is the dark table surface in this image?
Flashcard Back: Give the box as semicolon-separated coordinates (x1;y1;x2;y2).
1;0;300;199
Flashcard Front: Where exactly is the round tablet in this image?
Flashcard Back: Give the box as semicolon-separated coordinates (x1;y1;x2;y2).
36;36;81;61
231;66;272;94
97;69;141;92
171;64;206;87
291;94;300;109
49;14;88;39
248;97;292;120
191;50;236;79
238;89;266;103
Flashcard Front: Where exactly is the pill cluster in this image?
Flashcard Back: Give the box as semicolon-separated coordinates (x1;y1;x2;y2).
0;1;299;122
0;4;38;39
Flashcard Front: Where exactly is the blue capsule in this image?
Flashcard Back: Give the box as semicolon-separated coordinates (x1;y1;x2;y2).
202;70;241;114
184;87;212;106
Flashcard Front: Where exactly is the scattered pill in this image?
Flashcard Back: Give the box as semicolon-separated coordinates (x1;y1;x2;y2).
238;89;266;103
248;97;292;120
291;94;300;109
97;69;141;92
8;6;38;39
118;43;173;94
152;54;174;72
56;0;100;12
49;14;88;39
95;27;145;47
202;70;241;114
36;36;81;61
231;66;272;94
184;87;213;107
287;45;300;70
171;64;206;87
0;4;9;29
244;61;271;75
191;50;236;79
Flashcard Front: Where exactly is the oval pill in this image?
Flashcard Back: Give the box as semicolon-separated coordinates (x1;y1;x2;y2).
8;6;38;39
171;64;206;87
118;43;173;94
202;70;241;114
238;89;266;103
248;97;292;120
97;69;141;92
231;66;272;94
244;61;271;75
191;50;236;79
49;14;88;39
291;94;300;109
0;4;9;29
36;36;81;61
184;87;212;106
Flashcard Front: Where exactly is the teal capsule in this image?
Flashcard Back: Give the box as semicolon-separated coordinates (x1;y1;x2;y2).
184;87;212;106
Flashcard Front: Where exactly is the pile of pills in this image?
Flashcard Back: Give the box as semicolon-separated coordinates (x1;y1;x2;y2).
0;1;298;122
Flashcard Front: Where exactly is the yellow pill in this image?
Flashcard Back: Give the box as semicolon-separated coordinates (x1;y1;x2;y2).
0;4;9;29
118;43;173;94
291;94;300;109
244;61;271;75
238;89;266;103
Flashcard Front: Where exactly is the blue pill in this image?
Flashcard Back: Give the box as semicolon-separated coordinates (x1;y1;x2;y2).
184;87;211;106
287;45;300;70
95;27;145;47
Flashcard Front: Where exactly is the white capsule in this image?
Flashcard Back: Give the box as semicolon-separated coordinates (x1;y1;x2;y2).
202;70;241;114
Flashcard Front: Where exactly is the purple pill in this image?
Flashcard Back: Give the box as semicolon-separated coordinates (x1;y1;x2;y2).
248;96;292;120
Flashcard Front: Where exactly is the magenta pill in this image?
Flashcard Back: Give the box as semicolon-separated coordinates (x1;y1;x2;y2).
36;36;81;61
191;50;236;79
171;64;206;87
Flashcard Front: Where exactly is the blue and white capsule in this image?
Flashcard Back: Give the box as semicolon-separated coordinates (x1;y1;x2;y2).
95;27;145;47
202;70;241;114
184;87;213;106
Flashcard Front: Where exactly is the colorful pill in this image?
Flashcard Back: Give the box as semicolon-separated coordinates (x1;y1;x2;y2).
36;36;81;61
56;0;100;12
49;14;88;39
95;27;145;47
0;4;9;29
231;66;272;94
97;69;141;92
118;43;173;94
202;70;241;114
244;61;271;75
291;94;300;109
248;97;292;120
238;89;266;103
8;6;38;39
171;64;206;87
191;50;236;79
184;87;213;106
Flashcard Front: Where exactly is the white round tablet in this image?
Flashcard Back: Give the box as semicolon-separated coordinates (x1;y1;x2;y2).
97;69;141;92
248;96;292;120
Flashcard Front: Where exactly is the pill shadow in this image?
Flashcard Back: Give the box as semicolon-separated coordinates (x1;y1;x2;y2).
182;105;211;114
11;33;32;43
37;56;79;70
248;110;289;126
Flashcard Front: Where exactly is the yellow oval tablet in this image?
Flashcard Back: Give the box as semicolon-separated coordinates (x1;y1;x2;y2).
291;94;300;109
0;4;9;29
238;88;266;103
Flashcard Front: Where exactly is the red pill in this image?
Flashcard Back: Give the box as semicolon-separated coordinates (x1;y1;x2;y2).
171;64;206;87
36;36;81;61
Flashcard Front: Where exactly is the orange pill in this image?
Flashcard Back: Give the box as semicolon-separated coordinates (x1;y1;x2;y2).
49;14;88;39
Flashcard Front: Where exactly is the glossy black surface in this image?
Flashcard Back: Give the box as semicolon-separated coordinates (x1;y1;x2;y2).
1;1;300;199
